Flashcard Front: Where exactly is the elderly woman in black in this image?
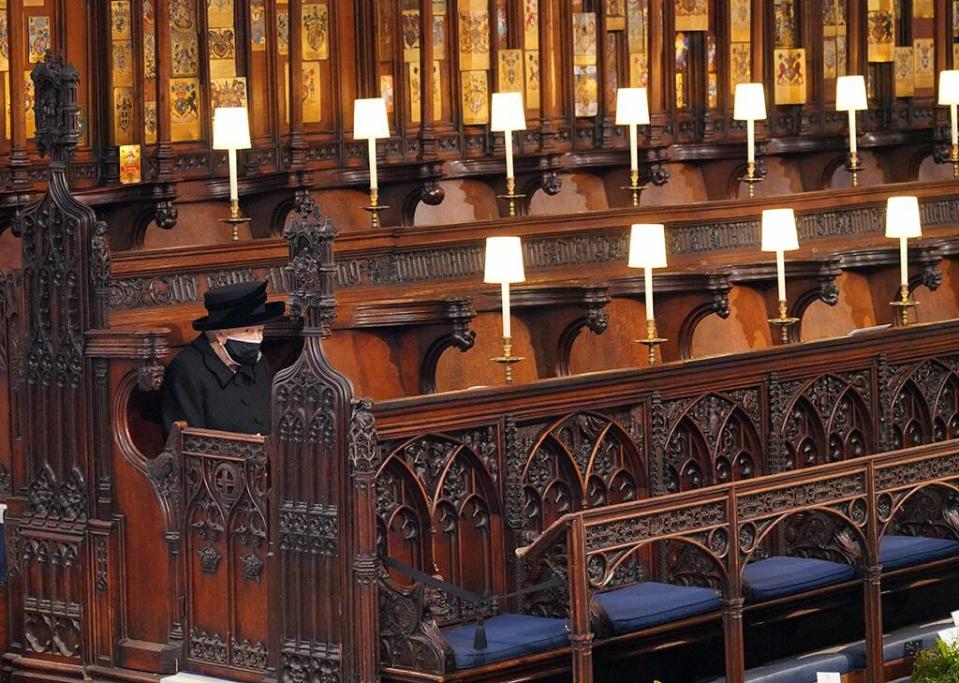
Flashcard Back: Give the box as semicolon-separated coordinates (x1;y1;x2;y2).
161;280;284;436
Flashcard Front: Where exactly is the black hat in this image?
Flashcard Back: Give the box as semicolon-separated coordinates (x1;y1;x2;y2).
192;280;285;331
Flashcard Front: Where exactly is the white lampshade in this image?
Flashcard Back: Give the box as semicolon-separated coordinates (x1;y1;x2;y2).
939;71;959;106
484;236;526;283
491;92;527;132
353;98;390;139
212;107;251;150
885;196;922;238
615;88;650;126
733;83;767;121
836;75;868;111
628;224;668;269
761;209;800;252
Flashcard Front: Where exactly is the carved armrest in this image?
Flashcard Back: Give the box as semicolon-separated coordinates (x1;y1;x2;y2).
378;576;456;674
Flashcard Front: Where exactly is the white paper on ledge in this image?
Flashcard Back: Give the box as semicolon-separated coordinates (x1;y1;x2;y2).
952;609;959;627
938;627;959;646
816;673;842;683
161;673;243;683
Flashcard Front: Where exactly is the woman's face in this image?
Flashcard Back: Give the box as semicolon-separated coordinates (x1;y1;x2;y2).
212;325;265;344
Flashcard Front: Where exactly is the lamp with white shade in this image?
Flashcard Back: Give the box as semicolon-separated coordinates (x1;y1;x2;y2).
939;70;959;179
353;97;391;227
615;88;650;207
212;107;252;241
836;75;868;186
761;208;801;343
484;236;526;382
491;92;527;217
733;83;767;197
886;196;922;325
628;223;668;364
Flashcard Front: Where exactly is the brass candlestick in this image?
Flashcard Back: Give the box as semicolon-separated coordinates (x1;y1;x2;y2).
637;319;667;365
620;169;645;207
363;187;389;229
768;300;800;345
847;151;862;188
220;198;251;241
890;284;918;327
950;144;959;180
490;336;524;384
497;177;526;217
740;161;763;198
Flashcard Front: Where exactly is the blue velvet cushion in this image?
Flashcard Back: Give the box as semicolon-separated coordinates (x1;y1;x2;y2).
705;651;854;683
840;619;952;669
879;535;959;571
441;613;569;669
742;556;856;602
593;581;721;635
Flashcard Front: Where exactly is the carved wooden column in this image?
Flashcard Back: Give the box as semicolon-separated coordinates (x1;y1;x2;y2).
567;517;594;683
7;53;119;680
7;0;28;187
286;0;307;172
863;461;884;683
724;488;746;683
152;0;177;228
270;196;374;681
348;400;380;683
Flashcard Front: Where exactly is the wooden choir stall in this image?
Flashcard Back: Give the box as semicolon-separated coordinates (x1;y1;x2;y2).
3;2;959;683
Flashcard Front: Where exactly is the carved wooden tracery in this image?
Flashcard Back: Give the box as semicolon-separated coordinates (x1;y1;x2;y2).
660;391;763;493
885;358;959;449
774;373;874;471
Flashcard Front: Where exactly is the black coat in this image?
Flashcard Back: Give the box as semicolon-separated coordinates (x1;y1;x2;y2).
161;336;272;436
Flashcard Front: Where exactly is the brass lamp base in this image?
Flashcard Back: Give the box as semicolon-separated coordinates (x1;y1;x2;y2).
496;177;526;217
219;199;251;241
636;320;667;365
620;169;645;207
768;300;800;344
740;161;762;198
890;284;918;327
949;144;959;180
847;151;862;188
490;336;524;384
363;188;389;228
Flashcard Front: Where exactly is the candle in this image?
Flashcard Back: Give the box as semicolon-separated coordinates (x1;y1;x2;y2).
644;267;654;321
746;119;755;165
227;148;238;202
952;104;958;147
899;236;908;287
504;132;514;179
368;137;378;190
848;109;857;155
629;123;638;172
776;250;786;302
501;282;511;337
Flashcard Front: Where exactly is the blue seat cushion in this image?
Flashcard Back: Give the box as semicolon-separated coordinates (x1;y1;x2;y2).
879;535;959;571
441;613;569;669
743;556;856;602
593;581;721;635
840;619;952;669
705;651;854;682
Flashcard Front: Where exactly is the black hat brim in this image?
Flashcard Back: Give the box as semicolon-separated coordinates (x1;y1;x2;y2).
192;301;286;331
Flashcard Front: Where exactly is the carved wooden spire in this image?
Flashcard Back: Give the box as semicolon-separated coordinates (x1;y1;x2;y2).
282;193;337;335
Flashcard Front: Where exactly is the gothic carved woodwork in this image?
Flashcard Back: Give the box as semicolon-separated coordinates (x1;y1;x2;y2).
178;430;269;673
270;196;368;681
772;372;874;471
882;358;959;450
659;391;763;493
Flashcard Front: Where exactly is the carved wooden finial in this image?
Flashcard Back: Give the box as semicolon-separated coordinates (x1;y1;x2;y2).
30;52;80;162
282;194;337;334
